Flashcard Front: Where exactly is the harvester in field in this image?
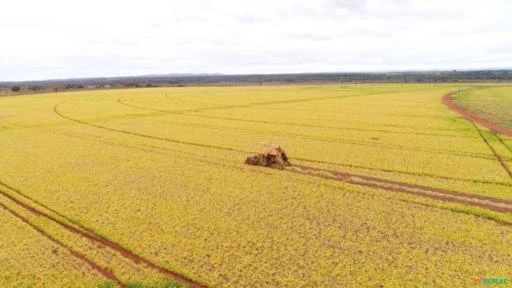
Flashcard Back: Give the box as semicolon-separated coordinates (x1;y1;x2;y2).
245;143;290;169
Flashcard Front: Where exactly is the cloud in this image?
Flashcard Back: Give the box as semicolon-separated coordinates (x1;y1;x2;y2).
1;0;512;81
328;0;368;11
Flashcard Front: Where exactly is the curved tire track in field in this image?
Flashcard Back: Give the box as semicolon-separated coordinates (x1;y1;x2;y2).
496;135;512;155
51;101;512;211
17;122;512;217
289;164;512;215
296;157;512;187
0;202;125;288
14;118;512;190
121;97;508;162
0;186;208;288
44;123;512;216
134;95;477;139
54;102;247;154
53;100;512;207
443;91;512;181
54;101;512;187
442;91;512;137
168;93;475;134
118;97;510;162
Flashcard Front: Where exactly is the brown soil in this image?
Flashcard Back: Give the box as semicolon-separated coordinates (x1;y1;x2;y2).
442;91;512;137
289;164;512;215
0;202;125;288
0;188;207;288
443;91;512;180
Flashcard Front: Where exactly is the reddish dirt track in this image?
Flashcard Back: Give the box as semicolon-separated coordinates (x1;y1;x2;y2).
289;164;512;216
442;91;512;137
0;202;125;288
2;89;510;288
443;91;512;179
0;188;208;288
282;90;512;218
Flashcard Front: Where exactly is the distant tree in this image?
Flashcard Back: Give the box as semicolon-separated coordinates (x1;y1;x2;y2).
63;83;83;89
11;86;20;92
28;85;43;92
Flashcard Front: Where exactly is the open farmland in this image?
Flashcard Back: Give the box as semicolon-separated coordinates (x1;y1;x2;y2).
1;84;512;287
453;86;512;131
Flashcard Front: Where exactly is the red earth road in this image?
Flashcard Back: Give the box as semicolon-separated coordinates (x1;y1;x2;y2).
2;89;510;287
283;90;512;217
443;91;512;179
442;91;512;137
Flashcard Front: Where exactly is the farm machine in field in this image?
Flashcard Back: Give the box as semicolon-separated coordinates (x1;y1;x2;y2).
245;143;291;169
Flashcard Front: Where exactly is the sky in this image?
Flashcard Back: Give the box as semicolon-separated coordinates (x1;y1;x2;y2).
1;0;512;81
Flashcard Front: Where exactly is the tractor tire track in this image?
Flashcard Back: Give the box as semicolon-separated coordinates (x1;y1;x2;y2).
472;124;512;180
53;102;512;187
37;115;512;216
289;164;512;214
443;91;512;181
0;201;125;288
496;134;512;155
295;157;512;187
10;123;512;216
442;91;512;137
117;97;509;162
160;90;373;113
6;118;512;256
10;121;512;218
167;93;474;134
12;119;512;189
0;187;207;288
52;105;512;214
125;96;476;139
54;102;247;154
164;88;461;121
165;96;472;138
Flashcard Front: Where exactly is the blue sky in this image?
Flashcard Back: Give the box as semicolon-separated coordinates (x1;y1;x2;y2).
1;0;512;81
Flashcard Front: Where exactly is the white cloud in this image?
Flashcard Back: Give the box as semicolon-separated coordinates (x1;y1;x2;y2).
1;0;511;81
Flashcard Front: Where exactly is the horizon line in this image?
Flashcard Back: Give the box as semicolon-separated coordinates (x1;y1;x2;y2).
2;67;512;84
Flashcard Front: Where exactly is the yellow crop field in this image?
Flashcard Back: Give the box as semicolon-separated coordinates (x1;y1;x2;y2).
0;206;109;288
1;84;512;287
